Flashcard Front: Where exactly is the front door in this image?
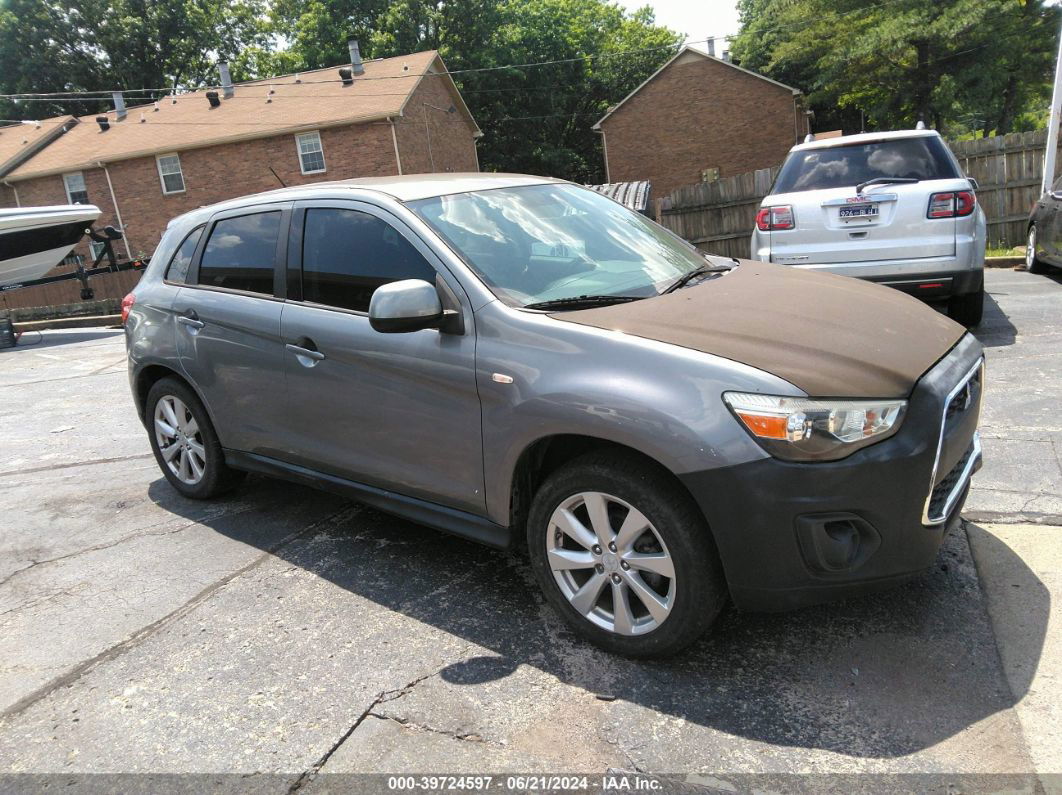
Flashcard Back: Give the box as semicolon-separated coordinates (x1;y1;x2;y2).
174;204;291;457
278;201;484;514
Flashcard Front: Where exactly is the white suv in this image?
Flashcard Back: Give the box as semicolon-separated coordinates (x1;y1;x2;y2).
750;129;987;327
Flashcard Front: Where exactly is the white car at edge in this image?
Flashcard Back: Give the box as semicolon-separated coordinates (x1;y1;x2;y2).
750;128;987;327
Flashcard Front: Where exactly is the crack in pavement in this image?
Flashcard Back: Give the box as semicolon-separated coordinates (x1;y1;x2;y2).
0;453;154;479
0;505;359;722
367;712;494;745
0;496;300;593
287;647;477;792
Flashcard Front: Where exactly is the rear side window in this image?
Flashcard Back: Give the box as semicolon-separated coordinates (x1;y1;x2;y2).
300;208;437;312
164;225;204;283
773;136;960;194
199;212;280;294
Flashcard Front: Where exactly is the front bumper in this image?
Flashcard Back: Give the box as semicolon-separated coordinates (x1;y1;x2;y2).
681;333;984;611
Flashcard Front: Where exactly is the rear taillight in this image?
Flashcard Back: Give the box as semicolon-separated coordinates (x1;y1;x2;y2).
121;292;136;325
755;205;795;231
928;190;976;219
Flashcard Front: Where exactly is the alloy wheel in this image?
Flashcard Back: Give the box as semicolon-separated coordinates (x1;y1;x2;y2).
1027;227;1037;271
546;491;676;636
154;395;207;485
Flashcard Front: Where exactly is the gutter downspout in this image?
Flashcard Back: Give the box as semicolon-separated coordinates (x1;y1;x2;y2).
3;181;19;207
600;129;611;183
98;162;133;260
389;118;403;175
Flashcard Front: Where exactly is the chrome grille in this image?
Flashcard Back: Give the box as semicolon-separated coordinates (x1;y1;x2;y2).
922;358;984;525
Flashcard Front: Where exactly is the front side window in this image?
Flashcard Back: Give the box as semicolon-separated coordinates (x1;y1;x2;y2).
198;212;280;294
164;225;205;283
409;184;707;308
296;132;326;175
156;154;186;194
63;172;88;204
773;136;960;194
301;208;436;312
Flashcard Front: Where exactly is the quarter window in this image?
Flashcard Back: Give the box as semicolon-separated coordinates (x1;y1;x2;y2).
156;153;186;194
164;225;205;283
63;172;89;204
199;212;280;294
296;132;326;175
301;208;436;312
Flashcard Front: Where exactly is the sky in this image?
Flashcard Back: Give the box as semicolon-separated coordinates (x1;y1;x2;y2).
615;0;742;54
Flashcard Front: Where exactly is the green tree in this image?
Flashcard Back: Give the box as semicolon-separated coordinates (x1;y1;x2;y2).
731;0;1059;137
0;0;268;120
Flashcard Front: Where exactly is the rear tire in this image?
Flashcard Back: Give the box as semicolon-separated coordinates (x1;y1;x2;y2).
947;286;984;328
146;377;245;499
526;451;726;657
1027;226;1049;274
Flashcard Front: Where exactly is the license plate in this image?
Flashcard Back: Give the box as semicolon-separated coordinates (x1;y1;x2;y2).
839;203;878;219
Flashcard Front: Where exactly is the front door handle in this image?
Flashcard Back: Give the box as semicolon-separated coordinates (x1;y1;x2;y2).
286;342;326;367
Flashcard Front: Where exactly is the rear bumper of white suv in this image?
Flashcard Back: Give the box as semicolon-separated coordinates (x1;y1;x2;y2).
751;235;984;299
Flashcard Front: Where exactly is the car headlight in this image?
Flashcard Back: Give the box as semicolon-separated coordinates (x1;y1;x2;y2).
723;392;907;462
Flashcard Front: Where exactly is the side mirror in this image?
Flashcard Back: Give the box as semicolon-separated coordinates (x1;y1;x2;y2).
369;279;444;333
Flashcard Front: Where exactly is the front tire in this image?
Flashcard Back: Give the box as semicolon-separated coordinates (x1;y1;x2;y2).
146;377;244;499
947;285;984;328
526;452;726;657
1027;226;1049;274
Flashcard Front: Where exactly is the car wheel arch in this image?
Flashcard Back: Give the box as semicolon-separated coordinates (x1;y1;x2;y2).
135;365;219;435
506;433;715;548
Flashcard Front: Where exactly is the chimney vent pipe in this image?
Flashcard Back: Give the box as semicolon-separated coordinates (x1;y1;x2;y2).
219;62;234;98
206;91;221;108
348;39;365;75
339;66;353;86
96;116;110;132
707;39;715;57
112;92;126;121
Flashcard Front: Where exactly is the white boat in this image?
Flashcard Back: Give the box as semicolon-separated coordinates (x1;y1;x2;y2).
0;204;102;287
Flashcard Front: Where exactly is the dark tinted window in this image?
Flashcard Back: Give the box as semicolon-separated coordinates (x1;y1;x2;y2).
773;136;960;194
301;208;436;312
199;212;280;294
164;225;204;283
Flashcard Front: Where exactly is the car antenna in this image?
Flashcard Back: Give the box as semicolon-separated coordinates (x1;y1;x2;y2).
269;167;287;188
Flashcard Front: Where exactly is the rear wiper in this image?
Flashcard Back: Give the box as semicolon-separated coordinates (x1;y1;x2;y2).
523;294;646;311
855;177;919;193
662;263;733;294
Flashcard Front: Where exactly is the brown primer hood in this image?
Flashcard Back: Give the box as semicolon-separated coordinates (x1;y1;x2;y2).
553;260;965;398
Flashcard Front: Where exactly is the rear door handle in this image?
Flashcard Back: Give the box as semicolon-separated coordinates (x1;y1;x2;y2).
177;312;205;330
286;343;326;366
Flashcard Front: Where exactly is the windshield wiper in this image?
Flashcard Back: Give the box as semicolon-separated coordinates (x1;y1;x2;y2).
855;177;919;193
523;294;646;311
662;263;733;294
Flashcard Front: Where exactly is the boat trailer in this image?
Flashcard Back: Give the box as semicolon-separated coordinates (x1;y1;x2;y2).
0;225;146;301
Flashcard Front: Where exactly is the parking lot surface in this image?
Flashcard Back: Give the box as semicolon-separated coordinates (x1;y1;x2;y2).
0;268;1059;788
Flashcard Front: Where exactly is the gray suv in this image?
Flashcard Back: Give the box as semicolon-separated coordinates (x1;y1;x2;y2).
125;174;984;657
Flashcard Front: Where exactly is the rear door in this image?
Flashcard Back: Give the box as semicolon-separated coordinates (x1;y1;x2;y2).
766;135;962;266
278;200;484;514
173;203;292;457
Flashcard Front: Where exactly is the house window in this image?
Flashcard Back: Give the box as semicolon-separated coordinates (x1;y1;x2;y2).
156;153;186;194
63;172;89;204
295;132;326;174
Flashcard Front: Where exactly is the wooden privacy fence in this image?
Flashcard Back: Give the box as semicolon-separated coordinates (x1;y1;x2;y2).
659;130;1060;257
949;129;1057;247
0;268;141;312
659;167;778;259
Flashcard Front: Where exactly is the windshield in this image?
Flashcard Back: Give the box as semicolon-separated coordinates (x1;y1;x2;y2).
408;184;709;308
773;136;960;194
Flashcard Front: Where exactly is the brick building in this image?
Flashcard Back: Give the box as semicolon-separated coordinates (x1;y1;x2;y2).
593;46;809;200
0;48;481;267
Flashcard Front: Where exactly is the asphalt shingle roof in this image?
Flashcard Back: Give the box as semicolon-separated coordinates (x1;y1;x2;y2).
0;116;75;178
7;50;476;181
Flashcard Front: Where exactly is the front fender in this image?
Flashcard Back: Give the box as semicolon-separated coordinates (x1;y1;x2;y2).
475;304;798;525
